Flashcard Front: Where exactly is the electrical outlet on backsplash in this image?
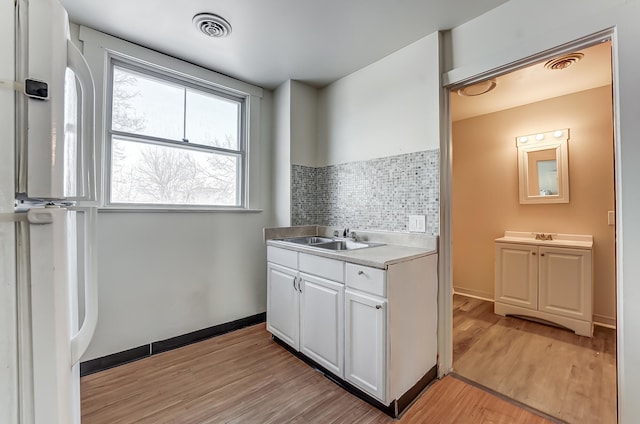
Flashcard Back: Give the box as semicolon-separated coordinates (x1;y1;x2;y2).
291;149;440;234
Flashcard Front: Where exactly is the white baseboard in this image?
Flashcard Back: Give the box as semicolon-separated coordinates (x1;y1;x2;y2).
453;287;494;302
593;315;616;329
454;290;617;330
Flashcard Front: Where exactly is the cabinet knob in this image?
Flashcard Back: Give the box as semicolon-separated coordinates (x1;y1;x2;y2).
540;253;545;257
375;305;382;309
358;270;364;275
532;252;537;256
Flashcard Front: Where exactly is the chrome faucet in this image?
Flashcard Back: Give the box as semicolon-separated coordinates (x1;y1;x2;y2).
343;228;349;237
535;233;553;241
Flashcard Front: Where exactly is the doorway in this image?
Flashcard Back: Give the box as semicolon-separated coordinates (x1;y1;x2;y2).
443;36;617;423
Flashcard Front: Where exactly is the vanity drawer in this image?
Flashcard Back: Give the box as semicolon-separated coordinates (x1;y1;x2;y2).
345;263;386;297
299;253;344;282
267;246;298;269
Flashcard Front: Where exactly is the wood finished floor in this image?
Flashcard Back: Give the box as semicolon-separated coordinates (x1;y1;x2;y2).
452;294;617;424
81;323;553;424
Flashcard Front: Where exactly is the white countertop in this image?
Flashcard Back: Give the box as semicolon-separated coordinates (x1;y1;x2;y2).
495;231;593;249
267;239;437;269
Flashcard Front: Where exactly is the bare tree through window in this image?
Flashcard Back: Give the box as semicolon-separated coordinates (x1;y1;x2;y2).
110;65;242;206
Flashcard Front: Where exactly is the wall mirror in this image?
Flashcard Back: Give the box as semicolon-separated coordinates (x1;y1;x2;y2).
516;129;569;204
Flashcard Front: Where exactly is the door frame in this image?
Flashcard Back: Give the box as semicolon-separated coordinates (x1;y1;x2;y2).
437;27;620;417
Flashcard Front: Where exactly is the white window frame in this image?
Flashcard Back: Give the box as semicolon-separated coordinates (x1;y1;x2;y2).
77;25;264;211
106;58;247;208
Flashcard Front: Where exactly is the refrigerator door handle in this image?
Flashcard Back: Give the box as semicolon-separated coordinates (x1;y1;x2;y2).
69;207;98;365
66;39;96;202
27;209;54;225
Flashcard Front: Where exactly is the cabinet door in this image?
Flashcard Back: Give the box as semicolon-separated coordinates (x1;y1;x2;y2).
345;289;386;403
538;247;592;321
299;273;344;377
266;262;299;350
495;243;538;310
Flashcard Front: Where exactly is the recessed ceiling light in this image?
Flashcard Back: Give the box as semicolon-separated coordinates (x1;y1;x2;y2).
457;79;497;97
193;13;232;38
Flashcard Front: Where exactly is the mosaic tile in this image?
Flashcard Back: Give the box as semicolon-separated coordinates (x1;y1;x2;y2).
291;149;439;235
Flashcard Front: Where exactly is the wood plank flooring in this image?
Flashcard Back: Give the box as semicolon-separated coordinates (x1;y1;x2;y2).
452;294;617;424
81;323;553;424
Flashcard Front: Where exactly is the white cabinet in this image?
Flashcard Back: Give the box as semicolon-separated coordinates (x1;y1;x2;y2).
538;246;592;322
494;232;593;337
344;258;438;406
495;243;538;310
266;246;345;377
266;262;299;349
345;289;386;401
266;244;438;414
300;273;344;376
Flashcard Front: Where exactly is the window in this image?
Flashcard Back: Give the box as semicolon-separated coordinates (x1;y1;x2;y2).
107;61;246;208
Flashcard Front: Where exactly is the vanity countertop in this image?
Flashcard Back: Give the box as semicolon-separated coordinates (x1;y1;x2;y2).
264;225;438;269
495;230;593;249
266;239;436;269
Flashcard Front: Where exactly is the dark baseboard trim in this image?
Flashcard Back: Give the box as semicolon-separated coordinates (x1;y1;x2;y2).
80;312;266;377
272;335;437;418
396;363;438;416
152;312;266;355
80;344;150;376
450;373;567;424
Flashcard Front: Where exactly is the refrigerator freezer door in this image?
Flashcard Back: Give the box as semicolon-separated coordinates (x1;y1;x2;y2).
0;0;17;421
15;0;95;202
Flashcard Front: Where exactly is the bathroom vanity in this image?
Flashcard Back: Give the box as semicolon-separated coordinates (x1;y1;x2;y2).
494;231;593;337
264;227;438;417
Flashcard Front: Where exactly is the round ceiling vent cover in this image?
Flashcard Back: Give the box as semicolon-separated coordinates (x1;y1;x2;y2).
544;53;584;70
193;13;232;38
457;79;497;97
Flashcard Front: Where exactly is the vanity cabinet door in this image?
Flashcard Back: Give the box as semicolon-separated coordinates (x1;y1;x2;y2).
345;289;386;403
299;273;344;378
267;262;299;350
495;243;538;310
538;247;592;321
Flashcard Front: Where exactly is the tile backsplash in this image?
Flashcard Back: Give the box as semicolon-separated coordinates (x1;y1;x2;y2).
291;149;439;234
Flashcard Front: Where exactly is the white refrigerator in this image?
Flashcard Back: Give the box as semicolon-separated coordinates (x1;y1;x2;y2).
0;0;98;423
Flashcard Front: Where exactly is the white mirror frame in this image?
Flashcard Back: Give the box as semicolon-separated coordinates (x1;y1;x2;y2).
517;129;569;204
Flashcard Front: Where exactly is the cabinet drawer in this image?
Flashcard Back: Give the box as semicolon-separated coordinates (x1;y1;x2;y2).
267;246;298;269
299;253;344;282
345;263;386;297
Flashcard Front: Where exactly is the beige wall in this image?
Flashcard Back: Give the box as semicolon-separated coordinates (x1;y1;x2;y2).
452;85;616;324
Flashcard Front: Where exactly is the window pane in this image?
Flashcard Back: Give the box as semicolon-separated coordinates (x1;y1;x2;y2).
112;66;184;140
110;137;239;206
185;89;239;149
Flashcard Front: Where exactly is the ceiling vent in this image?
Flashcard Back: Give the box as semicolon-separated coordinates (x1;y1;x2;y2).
544;53;584;70
193;13;232;38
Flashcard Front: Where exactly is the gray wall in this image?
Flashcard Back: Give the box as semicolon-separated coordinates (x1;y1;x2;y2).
76;27;276;361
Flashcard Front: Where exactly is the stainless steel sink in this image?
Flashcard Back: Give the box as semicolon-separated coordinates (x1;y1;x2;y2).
282;236;333;244
278;236;384;251
312;240;370;251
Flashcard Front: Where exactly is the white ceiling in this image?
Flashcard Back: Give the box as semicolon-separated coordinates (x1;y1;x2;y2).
59;0;509;90
451;41;613;121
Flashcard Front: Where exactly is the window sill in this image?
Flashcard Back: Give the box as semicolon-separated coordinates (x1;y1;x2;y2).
98;206;263;213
